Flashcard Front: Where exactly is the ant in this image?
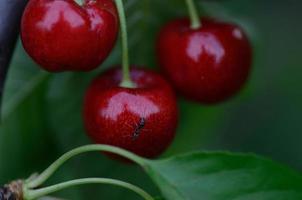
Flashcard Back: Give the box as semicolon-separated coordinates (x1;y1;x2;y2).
132;117;146;140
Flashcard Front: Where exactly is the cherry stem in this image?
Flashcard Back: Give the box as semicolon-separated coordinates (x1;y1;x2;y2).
26;145;147;189
74;0;83;6
23;178;154;200
115;0;135;88
185;0;201;29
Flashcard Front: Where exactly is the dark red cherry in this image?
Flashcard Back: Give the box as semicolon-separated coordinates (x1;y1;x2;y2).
83;67;178;158
21;0;118;72
157;18;252;104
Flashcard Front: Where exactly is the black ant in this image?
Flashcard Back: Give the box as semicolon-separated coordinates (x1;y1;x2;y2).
132;118;146;140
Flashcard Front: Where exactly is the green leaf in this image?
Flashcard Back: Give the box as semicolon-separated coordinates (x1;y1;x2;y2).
1;41;49;120
143;152;302;200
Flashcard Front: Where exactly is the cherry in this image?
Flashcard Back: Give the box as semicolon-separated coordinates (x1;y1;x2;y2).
83;67;178;158
157;18;252;104
21;0;118;72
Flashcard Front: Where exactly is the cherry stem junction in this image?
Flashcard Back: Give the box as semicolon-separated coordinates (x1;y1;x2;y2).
23;178;154;200
26;145;147;189
185;0;201;29
115;0;135;88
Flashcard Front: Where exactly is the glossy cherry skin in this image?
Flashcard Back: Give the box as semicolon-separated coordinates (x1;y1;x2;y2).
83;67;178;158
157;18;252;104
21;0;118;72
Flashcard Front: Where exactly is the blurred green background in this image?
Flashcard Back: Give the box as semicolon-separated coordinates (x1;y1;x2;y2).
1;0;301;199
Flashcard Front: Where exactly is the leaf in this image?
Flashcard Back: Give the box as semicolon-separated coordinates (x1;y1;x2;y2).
38;197;67;200
143;152;302;200
1;41;49;121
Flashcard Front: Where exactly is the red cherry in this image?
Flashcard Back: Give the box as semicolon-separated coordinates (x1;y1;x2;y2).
21;0;118;72
157;18;252;104
83;67;178;158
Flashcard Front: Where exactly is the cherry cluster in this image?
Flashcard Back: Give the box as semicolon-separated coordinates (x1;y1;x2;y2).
20;0;252;159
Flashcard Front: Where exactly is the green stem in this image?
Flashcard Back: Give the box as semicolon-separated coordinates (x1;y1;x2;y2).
26;145;147;189
23;178;154;200
74;0;83;6
115;0;135;88
185;0;201;29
